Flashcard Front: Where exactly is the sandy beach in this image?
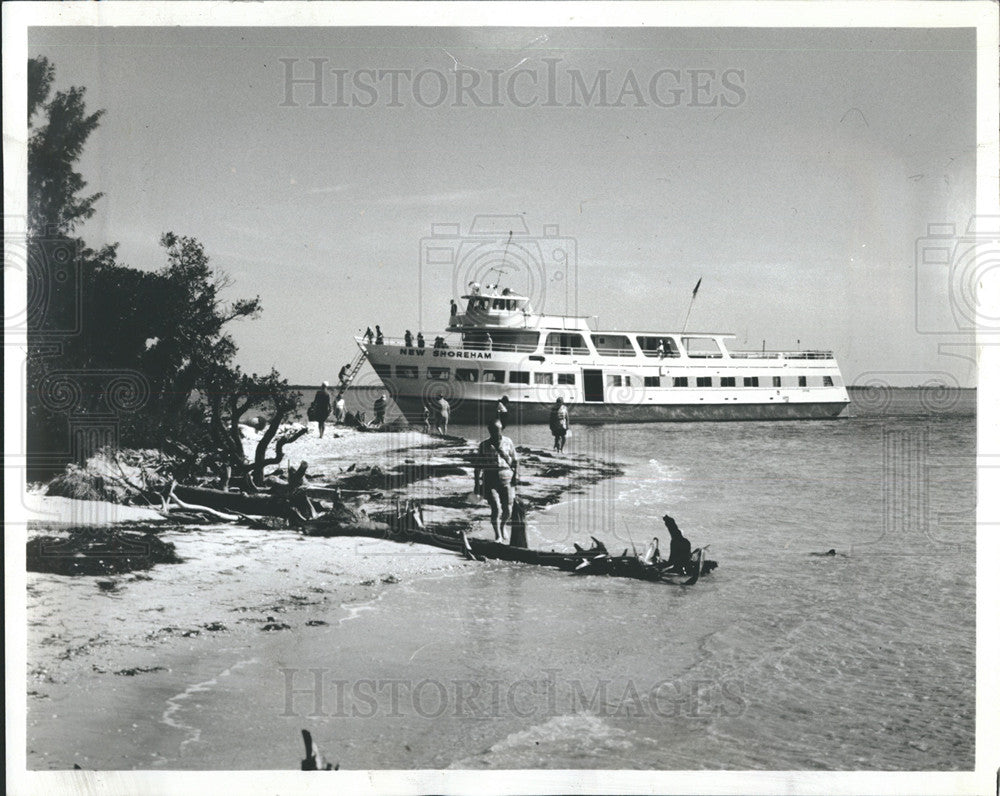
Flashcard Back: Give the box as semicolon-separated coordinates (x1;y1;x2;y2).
25;425;622;770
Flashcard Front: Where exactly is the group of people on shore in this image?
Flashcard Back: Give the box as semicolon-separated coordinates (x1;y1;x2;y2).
491;395;570;452
312;382;570;451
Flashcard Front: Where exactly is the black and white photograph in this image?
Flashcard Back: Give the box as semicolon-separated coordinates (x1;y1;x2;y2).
5;3;998;794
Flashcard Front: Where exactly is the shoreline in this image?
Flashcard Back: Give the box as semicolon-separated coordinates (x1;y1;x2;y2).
25;425;624;770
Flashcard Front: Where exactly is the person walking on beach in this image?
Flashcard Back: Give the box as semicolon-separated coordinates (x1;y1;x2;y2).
310;381;332;438
549;396;569;452
435;396;450;435
474;419;519;543
421;407;431;434
334;393;346;424
373;392;387;425
496;395;510;428
661;513;692;573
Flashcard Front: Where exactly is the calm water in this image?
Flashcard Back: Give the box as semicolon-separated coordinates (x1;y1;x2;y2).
265;390;976;770
38;391;972;770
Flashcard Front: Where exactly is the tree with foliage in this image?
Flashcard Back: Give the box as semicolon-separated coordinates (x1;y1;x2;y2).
26;57;304;487
28;56;104;237
202;365;304;490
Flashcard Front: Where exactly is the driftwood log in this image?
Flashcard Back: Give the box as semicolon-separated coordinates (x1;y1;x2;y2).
172;483;312;520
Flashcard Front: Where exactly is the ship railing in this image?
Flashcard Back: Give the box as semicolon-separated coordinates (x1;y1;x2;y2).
543;345;592;356
594;347;639;357
729;350;835;360
371;337;539;354
466;342;539;353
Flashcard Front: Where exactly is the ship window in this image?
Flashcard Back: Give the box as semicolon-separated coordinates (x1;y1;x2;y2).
644;376;661;387
683;337;723;358
557;373;576;385
773;376;782;388
427;368;450;381
373;364;391;379
481;330;539;352
456;369;479;383
396;365;418;379
544;332;589;356
607;375;622;387
673;377;688;387
823;376;834;387
799;376;808;387
591;334;636;357
743;376;759;387
696;376;713;387
637;336;680;358
509;371;529;384
535;373;554;385
720;377;736;387
482;370;505;383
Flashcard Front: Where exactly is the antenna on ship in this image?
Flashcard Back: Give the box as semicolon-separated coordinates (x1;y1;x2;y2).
485;230;514;291
681;276;703;333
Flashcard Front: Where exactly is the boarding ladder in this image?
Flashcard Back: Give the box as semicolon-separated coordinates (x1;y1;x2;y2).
336;349;368;398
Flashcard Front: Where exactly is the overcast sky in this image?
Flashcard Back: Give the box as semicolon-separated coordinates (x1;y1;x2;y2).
31;26;978;386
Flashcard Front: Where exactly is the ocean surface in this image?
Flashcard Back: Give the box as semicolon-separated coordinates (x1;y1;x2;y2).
29;388;976;771
269;388;976;770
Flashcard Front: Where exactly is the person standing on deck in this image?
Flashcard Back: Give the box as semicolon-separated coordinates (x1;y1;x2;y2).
549;396;569;452
311;382;332;438
417;332;425;349
373;392;387;425
404;330;413;348
364;327;374;344
450;299;458;318
474;420;519;543
661;514;692;572
375;326;384;345
435;396;450;435
657;339;665;359
484;332;493;351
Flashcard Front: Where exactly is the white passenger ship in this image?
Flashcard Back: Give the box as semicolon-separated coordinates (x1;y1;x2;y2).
357;286;849;424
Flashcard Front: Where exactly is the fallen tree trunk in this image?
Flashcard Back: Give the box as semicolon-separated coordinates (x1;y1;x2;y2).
172;483;305;518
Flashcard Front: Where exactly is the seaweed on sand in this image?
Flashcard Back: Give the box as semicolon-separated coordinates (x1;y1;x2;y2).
27;526;182;576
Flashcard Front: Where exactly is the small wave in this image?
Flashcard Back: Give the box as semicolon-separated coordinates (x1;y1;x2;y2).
160;658;258;751
449;713;636;769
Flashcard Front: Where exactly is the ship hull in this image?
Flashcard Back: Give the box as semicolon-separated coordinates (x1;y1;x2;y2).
391;394;849;425
358;333;851;426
